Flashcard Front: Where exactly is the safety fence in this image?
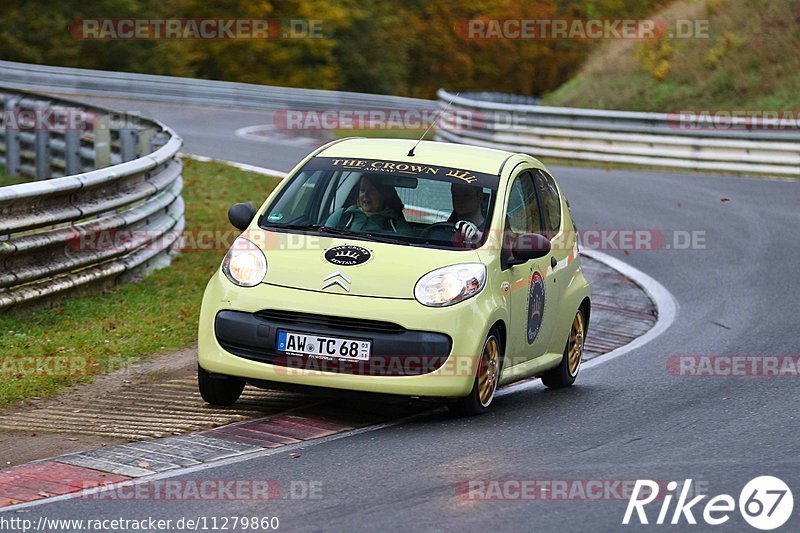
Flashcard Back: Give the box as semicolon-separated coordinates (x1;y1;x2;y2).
435;89;800;176
0;88;184;311
0;60;436;112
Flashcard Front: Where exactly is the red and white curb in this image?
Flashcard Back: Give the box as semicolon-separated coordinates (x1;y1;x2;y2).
0;402;421;510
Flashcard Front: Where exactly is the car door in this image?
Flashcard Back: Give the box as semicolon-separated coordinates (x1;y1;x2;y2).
533;169;566;353
501;169;559;367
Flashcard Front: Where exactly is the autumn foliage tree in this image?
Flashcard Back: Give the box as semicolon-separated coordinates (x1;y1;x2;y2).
0;0;667;97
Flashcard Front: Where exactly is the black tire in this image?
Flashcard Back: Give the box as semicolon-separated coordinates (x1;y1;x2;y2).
449;330;503;416
198;365;245;406
541;308;586;389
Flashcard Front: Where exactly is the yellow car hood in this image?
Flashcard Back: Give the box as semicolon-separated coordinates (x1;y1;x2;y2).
254;230;480;299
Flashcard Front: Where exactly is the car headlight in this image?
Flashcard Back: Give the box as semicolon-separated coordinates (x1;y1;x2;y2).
414;263;486;307
222;236;267;287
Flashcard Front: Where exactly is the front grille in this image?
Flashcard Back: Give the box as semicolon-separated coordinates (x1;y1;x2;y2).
255;309;406;334
216;309;450;376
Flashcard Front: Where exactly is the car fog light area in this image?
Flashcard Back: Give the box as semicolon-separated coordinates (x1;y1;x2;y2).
414;264;486;307
222;236;267;287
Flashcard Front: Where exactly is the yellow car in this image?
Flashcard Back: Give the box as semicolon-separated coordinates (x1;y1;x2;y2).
198;139;590;415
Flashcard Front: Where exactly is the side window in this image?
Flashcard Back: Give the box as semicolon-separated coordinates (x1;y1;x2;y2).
505;171;542;235
268;170;326;224
535;170;562;237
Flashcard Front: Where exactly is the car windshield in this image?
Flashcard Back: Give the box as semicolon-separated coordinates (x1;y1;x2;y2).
260;157;499;250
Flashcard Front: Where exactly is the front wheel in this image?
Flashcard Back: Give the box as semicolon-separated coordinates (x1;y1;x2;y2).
449;331;502;416
541;308;586;389
198;365;245;406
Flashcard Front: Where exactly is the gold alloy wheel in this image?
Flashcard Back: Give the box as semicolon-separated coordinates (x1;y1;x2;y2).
477;335;500;407
567;312;585;376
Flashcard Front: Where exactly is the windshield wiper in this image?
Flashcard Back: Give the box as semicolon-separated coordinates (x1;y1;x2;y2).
354;232;411;245
266;222;323;231
266;223;410;245
317;226;410;246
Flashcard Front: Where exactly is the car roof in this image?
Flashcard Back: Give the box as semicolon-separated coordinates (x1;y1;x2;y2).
315;138;534;176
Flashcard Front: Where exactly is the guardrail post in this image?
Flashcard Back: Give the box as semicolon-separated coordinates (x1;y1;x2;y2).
63;129;81;175
93;114;111;168
3;97;21;176
119;126;138;162
137;127;155;157
33;101;51;180
151;131;169;151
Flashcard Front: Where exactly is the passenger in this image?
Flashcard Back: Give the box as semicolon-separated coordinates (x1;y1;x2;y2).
325;175;412;235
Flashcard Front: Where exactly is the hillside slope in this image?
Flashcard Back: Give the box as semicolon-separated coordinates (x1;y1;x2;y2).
544;0;800;111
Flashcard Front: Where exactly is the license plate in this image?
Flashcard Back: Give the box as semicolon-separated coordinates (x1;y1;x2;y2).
276;330;371;361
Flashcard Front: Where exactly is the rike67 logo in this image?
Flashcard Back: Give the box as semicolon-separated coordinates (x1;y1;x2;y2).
623;476;794;530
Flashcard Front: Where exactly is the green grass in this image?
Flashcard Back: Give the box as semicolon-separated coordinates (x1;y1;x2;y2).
0;158;281;405
0;167;30;187
543;0;800;112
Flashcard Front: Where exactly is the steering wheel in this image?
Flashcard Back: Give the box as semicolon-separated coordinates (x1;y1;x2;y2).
420;222;460;240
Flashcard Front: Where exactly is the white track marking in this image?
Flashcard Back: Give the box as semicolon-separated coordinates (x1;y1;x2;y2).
180;153;287;178
235;124;327;146
579;250;678;369
498;249;678;397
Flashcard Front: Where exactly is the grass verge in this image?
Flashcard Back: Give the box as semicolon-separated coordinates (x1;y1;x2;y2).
0;167;31;188
543;0;800;112
0;158;282;405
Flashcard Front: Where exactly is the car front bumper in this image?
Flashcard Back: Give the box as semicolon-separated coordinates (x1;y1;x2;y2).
198;271;496;398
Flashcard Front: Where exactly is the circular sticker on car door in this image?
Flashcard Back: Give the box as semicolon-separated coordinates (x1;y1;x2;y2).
527;271;545;344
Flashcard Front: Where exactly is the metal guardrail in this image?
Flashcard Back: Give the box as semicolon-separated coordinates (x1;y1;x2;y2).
435;89;800;176
3;61;796;175
0;88;184;311
0;60;436;112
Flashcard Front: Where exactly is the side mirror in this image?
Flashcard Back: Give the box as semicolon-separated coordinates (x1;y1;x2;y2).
507;233;551;266
228;202;256;231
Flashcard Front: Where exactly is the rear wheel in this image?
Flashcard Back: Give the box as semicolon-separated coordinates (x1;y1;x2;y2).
541;309;585;389
198;365;245;406
449;331;502;416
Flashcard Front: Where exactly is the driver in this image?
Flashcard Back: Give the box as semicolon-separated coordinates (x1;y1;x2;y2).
325;174;412;235
448;183;486;243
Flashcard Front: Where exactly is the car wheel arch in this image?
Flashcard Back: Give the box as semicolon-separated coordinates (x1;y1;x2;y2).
489;319;507;367
579;297;591;332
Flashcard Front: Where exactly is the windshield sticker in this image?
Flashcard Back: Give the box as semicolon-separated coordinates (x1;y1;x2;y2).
267;213;284;222
305;157;499;188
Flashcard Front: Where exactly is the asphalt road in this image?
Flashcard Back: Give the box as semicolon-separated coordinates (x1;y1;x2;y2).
12;96;800;532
